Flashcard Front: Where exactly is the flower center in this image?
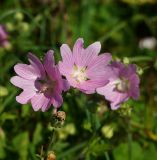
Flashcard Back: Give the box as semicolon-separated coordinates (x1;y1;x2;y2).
36;79;55;94
71;65;87;83
115;78;129;92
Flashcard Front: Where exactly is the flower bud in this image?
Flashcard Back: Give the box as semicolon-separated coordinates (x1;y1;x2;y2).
14;12;24;21
6;23;14;31
58;130;67;140
65;123;76;135
101;124;115;139
118;103;132;117
0;127;5;139
83;120;92;132
136;66;143;75
96;102;108;117
123;57;130;64
19;22;29;32
0;86;8;97
47;151;56;160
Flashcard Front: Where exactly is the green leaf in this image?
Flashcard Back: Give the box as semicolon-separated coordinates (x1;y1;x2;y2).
113;142;143;160
13;132;29;160
0;128;6;159
21;104;31;117
0;113;16;122
33;123;42;145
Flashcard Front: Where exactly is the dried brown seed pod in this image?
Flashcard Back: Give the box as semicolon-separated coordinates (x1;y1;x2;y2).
56;111;66;121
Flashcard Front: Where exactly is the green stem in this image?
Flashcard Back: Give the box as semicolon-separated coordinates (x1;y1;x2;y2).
128;56;152;62
57;142;87;159
47;128;55;153
105;152;110;160
128;118;132;160
128;132;132;160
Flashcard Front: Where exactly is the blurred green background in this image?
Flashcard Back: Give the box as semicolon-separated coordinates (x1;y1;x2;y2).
0;0;157;159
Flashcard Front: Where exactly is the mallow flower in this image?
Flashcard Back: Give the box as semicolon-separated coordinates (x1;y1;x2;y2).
59;38;113;94
10;50;69;111
97;61;140;110
0;25;9;47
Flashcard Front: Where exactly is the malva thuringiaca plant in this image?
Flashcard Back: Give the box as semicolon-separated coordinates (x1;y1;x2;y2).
10;38;140;159
11;38;140;111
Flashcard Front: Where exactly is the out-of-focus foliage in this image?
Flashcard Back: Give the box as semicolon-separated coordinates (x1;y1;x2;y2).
0;0;157;159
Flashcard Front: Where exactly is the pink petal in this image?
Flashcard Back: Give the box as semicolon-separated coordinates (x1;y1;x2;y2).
0;25;7;39
87;65;114;81
110;93;128;109
14;63;40;80
31;93;51;111
10;76;36;90
65;76;78;88
79;79;109;93
120;64;137;78
52;93;63;108
88;53;112;68
97;83;116;100
28;53;45;78
79;88;95;94
72;38;84;66
81;42;101;66
16;90;36;104
58;61;72;76
43;50;58;80
62;79;70;91
60;44;73;66
129;74;140;100
97;83;119;103
110;103;120;110
112;61;124;69
97;82;128;107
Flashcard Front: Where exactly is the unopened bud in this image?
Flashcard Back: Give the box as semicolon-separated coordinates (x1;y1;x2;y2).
0;86;8;97
6;23;14;31
47;151;56;160
123;57;130;64
83;120;92;132
0;127;5;139
19;22;29;32
118;103;132;117
97;102;108;116
136;66;143;75
101;124;115;139
65;123;76;135
14;12;24;21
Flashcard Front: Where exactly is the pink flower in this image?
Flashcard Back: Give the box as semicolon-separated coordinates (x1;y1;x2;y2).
0;25;9;47
97;62;140;110
59;38;113;94
10;50;69;112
